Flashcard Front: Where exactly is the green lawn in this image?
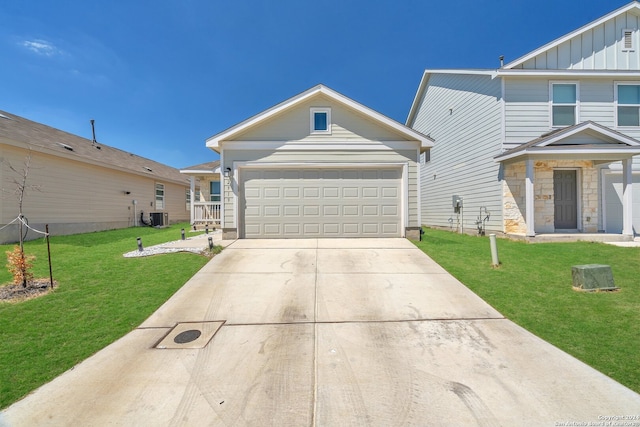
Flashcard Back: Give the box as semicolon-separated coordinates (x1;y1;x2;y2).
413;228;640;393
0;223;211;409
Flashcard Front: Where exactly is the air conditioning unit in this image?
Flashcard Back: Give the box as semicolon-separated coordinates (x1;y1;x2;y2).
150;212;168;227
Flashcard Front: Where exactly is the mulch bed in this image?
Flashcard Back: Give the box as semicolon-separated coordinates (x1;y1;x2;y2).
0;279;57;303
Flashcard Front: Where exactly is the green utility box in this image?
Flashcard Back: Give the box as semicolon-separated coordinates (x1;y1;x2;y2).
571;264;617;291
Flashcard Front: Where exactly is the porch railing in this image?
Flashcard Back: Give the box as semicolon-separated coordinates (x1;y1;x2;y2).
193;202;221;225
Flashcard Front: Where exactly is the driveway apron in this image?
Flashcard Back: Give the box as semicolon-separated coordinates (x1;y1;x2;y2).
2;238;639;426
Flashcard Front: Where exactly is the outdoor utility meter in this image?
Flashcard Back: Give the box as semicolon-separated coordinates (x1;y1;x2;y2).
452;195;463;213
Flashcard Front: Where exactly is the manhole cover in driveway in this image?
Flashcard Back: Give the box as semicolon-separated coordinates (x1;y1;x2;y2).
174;329;202;344
155;321;224;349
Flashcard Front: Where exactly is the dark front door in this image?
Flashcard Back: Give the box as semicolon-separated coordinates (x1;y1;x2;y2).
554;170;578;229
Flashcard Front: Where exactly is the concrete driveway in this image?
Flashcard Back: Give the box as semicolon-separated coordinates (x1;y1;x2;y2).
2;239;639;426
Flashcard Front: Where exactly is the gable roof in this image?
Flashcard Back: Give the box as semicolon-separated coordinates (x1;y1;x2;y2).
494;121;640;162
206;84;434;152
180;160;221;175
0;110;188;185
503;1;640;70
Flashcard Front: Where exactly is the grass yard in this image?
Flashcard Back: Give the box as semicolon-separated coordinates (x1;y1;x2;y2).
0;223;211;409
413;228;640;394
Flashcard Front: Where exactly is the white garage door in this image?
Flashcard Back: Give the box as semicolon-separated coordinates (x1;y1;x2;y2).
241;168;402;238
603;173;640;233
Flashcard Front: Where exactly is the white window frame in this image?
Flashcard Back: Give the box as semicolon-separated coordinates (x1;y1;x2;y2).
185;188;190;211
622;29;635;52
549;81;580;128
310;107;331;135
210;180;221;202
155;183;165;210
615;81;640;128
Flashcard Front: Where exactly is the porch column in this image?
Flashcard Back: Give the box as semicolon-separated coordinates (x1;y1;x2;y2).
525;159;535;237
189;176;195;225
622;158;634;236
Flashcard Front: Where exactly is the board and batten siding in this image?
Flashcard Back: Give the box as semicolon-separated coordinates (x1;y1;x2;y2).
517;11;640;70
221;149;419;230
410;73;503;232
0;145;189;243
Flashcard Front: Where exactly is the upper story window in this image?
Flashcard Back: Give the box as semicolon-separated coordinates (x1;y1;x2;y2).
616;83;640;127
550;82;579;127
310;107;331;134
155;183;165;210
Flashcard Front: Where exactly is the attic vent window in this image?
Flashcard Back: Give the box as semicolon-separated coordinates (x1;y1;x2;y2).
57;143;74;151
143;166;153;172
623;29;634;51
310;107;331;135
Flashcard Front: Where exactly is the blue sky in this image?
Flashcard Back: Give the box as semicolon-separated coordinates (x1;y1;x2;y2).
0;0;631;168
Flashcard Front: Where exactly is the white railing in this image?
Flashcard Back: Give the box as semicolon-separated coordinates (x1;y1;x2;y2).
193;202;221;225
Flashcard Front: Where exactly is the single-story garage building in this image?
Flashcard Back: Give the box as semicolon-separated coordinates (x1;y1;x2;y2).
206;85;433;239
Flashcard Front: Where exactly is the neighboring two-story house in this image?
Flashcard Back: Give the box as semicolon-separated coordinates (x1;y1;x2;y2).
407;1;640;240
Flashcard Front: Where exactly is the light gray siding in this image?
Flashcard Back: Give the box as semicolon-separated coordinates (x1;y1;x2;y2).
505;77;640;145
234;96;408;142
517;11;640;71
410;73;503;232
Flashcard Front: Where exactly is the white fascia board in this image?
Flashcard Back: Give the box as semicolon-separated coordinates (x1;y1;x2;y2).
497;69;640;78
495;147;640;162
504;2;640;69
207;84;433;149
218;140;424;151
538;123;640;147
179;169;218;175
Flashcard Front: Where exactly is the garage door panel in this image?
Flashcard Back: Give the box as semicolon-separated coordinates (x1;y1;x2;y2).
323;223;340;234
303;205;320;216
382;187;398;198
323;170;340;179
323;187;339;198
283;187;300;198
245;206;260;217
323;205;339;216
283;224;300;235
362;205;378;216
343;205;359;216
362;223;379;234
245;188;261;199
362;187;379;198
383;223;399;234
382;206;398;216
242;168;401;238
263;206;280;216
342;224;360;234
263;224;281;235
303;187;320;198
303;224;321;235
283;206;300;216
264;188;280;198
342;187;359;198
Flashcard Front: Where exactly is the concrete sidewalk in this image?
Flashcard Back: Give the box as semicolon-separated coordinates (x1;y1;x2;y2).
3;238;639;426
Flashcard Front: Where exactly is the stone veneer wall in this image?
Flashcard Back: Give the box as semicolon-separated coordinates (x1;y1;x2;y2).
502;160;599;234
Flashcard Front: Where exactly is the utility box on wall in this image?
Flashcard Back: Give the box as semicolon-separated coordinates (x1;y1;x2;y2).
452;195;463;213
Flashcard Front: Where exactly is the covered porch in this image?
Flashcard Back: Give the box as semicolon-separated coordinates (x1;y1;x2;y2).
495;122;640;239
179;161;222;229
